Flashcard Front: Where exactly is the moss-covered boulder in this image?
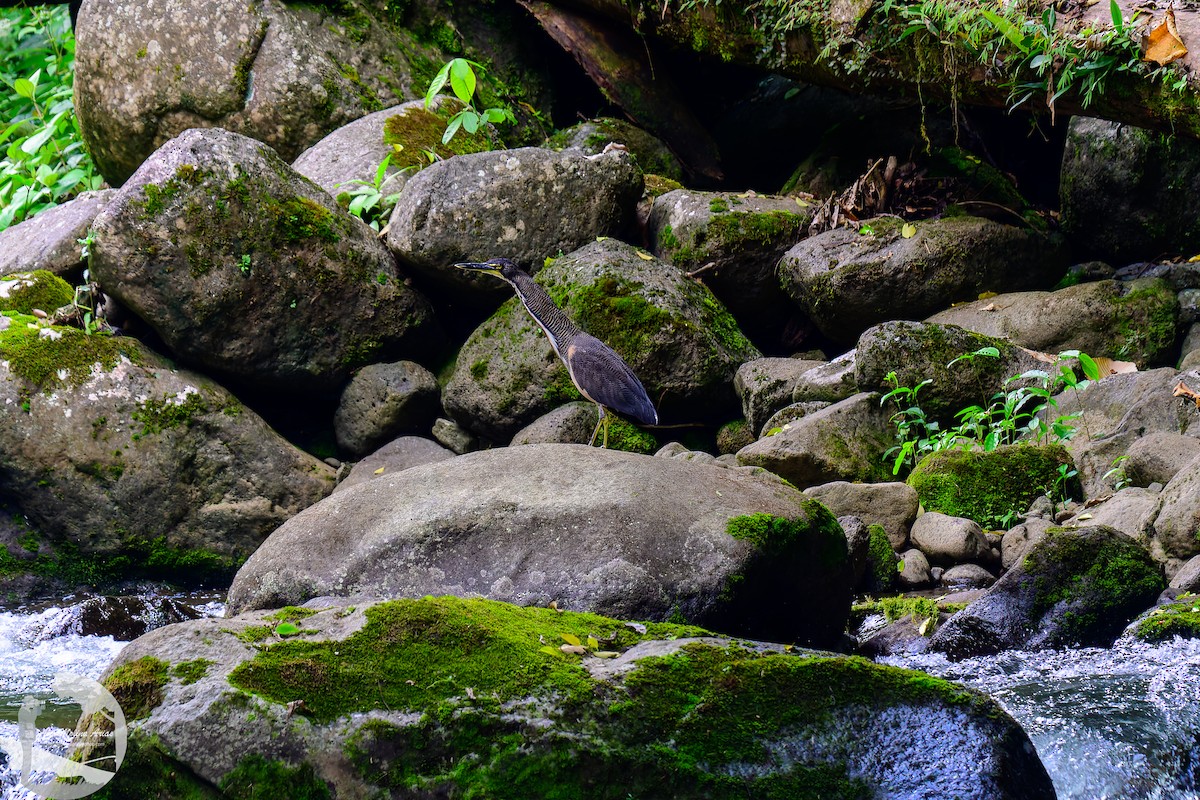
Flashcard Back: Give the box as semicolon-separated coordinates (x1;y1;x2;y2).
0;314;334;589
930;525;1164;658
73;0;451;185
736;392;894;488
928;277;1180;369
855;320;1049;425
1132;594;1200;642
0;270;74;315
89;128;441;391
648;189;812;352
779;215;1068;345
908;444;1078;531
1060;116;1200;264
548;117;685;180
443;239;759;441
292;97;494;203
228;443;851;647
386;147;644;297
85;596;1054;800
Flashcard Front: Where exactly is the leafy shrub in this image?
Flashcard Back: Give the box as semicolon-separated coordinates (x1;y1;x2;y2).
0;6;101;231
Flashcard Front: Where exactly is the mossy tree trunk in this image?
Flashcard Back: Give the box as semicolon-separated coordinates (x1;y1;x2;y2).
524;0;1200;176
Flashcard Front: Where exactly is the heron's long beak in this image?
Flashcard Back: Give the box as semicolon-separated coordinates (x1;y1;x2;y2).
454;261;495;272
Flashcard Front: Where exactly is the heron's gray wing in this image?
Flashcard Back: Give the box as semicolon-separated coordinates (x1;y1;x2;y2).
566;335;658;425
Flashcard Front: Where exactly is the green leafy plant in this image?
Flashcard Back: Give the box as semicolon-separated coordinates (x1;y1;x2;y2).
1104;455;1132;491
882;348;1100;476
335;153;409;233
0;7;101;231
424;57;513;145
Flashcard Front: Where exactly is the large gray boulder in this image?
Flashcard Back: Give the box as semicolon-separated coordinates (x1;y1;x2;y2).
736;392;894;488
73;0;443;185
0;190;115;278
647;189;811;351
87;596;1054;800
1060;116;1200;263
1152;458;1200;569
0;317;334;582
332;436;455;494
386;147;643;295
909;512;991;567
228;444;851;647
930;525;1163;658
1052;368;1200;496
89;128;440;390
442;239;759;441
855;320;1047;424
926;278;1180;368
549;117;685;180
778;216;1068;345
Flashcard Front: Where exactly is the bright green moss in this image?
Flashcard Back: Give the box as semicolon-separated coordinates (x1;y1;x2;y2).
234;625;276;644
266;606;318;623
228;596;712;723
1111;279;1179;364
726;500;845;567
605;415;657;454
104;656;170;721
0;316;141;390
556;274;676;362
541;367;582;403
171;659;214;686
275;196;339;244
1135;596;1200;642
0;271;74;314
879;596;939;625
136;164;206;218
381;103;491;168
131;392;212;437
908;443;1076;530
865;523;897;592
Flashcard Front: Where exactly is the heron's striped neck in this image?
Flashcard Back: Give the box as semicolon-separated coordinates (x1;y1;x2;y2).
506;270;581;357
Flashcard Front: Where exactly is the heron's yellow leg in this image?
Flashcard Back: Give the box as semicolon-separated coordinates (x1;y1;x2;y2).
589;405;605;447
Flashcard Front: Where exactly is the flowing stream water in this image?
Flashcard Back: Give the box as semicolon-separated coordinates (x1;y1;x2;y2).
1;595;1197;799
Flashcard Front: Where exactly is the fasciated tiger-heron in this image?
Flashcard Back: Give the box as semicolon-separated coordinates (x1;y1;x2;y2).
454;258;657;447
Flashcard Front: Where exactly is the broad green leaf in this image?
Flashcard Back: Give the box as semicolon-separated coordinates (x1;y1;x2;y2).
1078;352;1101;382
449;58;476;104
275;622;300;637
13;78;35;100
1111;0;1123;32
374;153;392;186
484;107;507;123
461;112;480;134
560;633;582;647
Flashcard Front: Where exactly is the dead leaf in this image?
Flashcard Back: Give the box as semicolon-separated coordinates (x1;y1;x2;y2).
635;250;654;260
1174;379;1200;409
373;466;386;475
1144;7;1188;66
901;222;916;238
979;302;997;312
560;644;588;655
593;650;620;659
1092;357;1137;376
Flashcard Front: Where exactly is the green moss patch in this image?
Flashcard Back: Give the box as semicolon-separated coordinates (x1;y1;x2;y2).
219;754;330;800
908;443;1076;530
0;315;141;390
0;271;74;314
132;390;239;437
171;659;214;686
865;523;898;593
381;102;491;168
104;656;169;721
228;596;712;723
1135;595;1200;642
1022;526;1164;644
